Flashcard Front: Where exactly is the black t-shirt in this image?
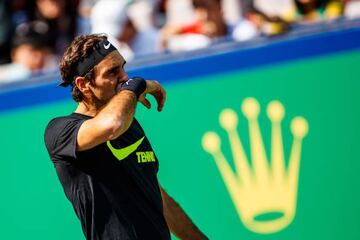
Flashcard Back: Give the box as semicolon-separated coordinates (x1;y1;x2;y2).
44;113;170;240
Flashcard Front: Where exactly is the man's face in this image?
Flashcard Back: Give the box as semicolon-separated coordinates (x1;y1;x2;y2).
87;51;128;107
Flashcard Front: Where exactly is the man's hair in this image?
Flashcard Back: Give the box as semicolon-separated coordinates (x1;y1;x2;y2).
59;34;107;102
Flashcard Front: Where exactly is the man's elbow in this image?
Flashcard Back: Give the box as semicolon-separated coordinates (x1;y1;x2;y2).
101;116;132;140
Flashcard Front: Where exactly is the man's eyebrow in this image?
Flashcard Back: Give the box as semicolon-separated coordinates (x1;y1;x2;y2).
122;60;127;68
104;65;120;75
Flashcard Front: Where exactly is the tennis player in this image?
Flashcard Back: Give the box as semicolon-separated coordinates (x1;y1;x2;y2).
44;34;208;240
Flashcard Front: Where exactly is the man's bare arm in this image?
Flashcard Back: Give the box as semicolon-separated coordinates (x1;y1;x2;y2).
160;186;208;240
77;80;166;151
76;90;136;151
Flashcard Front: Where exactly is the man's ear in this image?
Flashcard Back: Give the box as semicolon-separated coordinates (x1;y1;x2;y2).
74;76;89;94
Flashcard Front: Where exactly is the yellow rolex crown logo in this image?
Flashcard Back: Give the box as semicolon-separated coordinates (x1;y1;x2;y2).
202;97;309;234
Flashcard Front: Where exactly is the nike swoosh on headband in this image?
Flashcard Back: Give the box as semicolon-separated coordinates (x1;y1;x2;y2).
104;42;111;49
107;137;145;161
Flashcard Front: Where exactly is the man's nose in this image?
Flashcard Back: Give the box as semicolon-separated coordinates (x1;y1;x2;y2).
118;72;129;83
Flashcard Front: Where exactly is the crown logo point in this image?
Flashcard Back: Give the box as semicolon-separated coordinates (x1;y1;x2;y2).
220;109;238;130
202;98;309;234
202;132;221;154
291;117;309;138
242;97;260;119
267;100;285;122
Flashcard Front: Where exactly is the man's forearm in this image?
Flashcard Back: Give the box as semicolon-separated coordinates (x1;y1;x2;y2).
160;187;208;240
76;90;138;151
98;90;137;139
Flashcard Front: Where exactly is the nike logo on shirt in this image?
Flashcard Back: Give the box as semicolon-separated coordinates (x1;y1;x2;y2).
107;137;145;161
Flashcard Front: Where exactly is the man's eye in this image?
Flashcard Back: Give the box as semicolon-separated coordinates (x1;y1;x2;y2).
109;70;118;76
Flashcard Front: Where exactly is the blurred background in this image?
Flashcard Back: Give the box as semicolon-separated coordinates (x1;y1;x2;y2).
0;0;359;239
0;0;359;83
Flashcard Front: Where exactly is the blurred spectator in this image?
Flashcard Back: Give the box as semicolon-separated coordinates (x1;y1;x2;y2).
228;0;259;41
9;0;31;26
91;0;161;61
252;0;297;22
161;0;227;52
344;0;360;18
245;0;344;36
77;0;99;34
26;0;78;55
127;0;162;54
294;0;344;23
0;1;13;64
246;0;294;36
0;21;57;83
193;0;227;36
165;0;195;26
222;0;243;27
0;0;354;79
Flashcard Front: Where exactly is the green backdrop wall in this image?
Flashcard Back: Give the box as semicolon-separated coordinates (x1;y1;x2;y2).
0;32;359;239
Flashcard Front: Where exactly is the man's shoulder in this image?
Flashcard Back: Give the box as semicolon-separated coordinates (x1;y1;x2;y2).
45;114;83;131
44;113;89;156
